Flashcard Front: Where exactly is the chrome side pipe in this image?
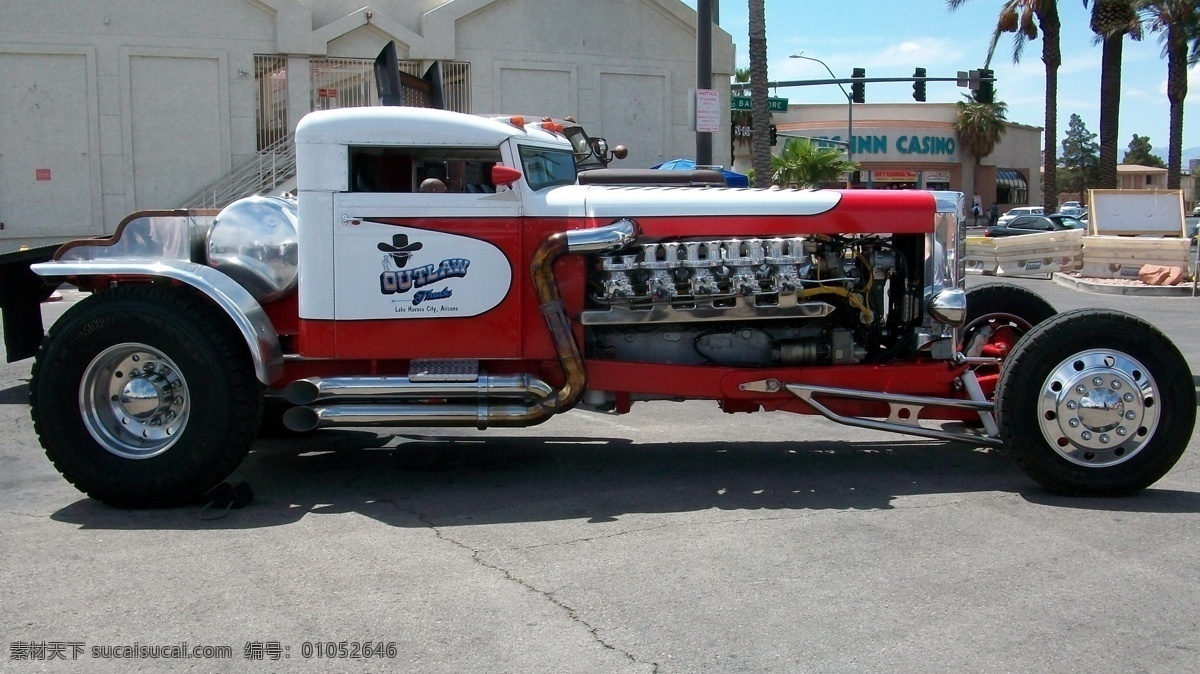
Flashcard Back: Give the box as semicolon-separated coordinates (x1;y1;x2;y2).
284;374;554;406
282;403;539;433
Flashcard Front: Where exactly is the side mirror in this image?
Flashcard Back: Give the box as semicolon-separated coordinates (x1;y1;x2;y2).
491;165;523;187
589;138;628;164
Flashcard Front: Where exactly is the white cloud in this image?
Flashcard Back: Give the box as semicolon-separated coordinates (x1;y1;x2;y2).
771;37;966;77
1151;68;1200;100
1127;86;1158;101
870;38;964;69
1059;53;1100;76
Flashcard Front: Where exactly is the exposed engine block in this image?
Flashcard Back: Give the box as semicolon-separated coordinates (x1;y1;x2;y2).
584;235;904;368
598;237;810;300
586;236;895;323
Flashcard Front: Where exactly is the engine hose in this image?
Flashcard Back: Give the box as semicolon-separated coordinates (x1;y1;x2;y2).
796;285;874;324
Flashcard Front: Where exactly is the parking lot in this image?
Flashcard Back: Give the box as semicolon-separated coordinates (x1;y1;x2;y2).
3;276;1200;673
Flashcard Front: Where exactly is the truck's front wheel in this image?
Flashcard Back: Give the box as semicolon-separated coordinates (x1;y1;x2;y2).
995;309;1194;495
31;284;261;507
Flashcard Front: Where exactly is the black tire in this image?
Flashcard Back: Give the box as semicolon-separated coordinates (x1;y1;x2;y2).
257;392;305;438
31;284;262;507
963;283;1056;359
995;309;1195;496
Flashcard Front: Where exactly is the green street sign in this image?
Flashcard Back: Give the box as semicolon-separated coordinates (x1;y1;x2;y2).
731;96;788;112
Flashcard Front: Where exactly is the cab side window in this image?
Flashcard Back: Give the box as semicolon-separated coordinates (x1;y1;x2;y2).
349;146;502;194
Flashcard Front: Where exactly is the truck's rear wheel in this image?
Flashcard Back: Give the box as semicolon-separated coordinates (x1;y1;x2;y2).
995;309;1194;495
31;284;261;507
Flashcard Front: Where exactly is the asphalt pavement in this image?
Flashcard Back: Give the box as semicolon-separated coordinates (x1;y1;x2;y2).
3;278;1200;673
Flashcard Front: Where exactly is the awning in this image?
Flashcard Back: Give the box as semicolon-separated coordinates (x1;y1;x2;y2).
996;168;1027;190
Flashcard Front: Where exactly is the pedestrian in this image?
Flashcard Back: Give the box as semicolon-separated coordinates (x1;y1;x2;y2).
989;203;999;227
971;202;983;227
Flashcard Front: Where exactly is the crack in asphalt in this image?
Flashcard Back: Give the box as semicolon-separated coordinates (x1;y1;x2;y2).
412;510;659;674
345;461;658;673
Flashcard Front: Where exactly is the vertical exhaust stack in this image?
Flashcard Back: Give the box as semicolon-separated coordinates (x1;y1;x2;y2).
423;61;444;111
373;42;403;106
373;42;445;110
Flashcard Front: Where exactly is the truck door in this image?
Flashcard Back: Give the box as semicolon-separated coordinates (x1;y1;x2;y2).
330;146;523;360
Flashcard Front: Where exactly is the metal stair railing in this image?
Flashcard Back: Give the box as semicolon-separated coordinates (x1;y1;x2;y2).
177;133;296;209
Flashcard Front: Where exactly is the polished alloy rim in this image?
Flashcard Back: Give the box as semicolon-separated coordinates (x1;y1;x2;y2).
79;343;189;459
1036;349;1158;468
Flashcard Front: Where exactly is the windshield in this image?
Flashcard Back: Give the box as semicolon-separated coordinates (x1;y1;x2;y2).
519;145;577;190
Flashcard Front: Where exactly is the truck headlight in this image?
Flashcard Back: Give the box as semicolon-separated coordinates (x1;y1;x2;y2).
927;287;967;327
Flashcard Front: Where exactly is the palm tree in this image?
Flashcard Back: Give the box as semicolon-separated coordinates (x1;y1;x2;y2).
1085;0;1142;190
1138;0;1200;190
955;96;1009;196
748;0;772;188
947;1;1062;212
770;138;858;187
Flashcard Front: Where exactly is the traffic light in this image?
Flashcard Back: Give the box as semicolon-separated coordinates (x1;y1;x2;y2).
850;68;865;104
769;125;778;146
974;68;994;104
912;67;926;102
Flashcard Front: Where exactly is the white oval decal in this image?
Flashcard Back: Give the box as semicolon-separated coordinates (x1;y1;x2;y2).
338;222;512;319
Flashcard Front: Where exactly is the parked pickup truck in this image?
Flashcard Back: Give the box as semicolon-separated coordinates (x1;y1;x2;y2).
1;106;1193;507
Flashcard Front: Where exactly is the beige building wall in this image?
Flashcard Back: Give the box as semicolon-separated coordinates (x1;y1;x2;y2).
0;0;734;252
1111;164;1197;212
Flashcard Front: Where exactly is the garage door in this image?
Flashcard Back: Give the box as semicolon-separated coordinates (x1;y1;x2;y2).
600;72;667;168
129;55;225;209
0;52;96;243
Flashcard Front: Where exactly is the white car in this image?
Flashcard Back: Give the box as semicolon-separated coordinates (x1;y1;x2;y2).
1059;201;1083;217
996;206;1045;227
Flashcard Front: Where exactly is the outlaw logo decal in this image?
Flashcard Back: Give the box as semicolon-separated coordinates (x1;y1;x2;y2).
378;233;470;297
379;258;470;296
334;221;511;320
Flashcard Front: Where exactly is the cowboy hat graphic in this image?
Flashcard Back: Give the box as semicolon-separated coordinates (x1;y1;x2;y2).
377;233;423;268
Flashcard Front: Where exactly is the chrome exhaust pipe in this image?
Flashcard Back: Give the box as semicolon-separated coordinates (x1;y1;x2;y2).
284;374;554;405
282;403;543;433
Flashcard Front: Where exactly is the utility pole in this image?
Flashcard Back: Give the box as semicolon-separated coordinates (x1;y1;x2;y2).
696;0;712;165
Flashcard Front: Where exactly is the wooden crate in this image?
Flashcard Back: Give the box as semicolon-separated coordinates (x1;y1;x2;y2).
1080;236;1191;279
965;230;1083;277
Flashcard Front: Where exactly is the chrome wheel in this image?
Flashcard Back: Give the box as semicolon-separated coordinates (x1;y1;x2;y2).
1036;349;1158;468
78;343;190;459
997;309;1193;495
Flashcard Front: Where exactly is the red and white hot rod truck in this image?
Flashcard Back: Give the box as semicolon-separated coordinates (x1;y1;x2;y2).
2;106;1194;507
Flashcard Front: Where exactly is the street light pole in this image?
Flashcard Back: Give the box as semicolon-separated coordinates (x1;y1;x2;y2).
789;52;853;164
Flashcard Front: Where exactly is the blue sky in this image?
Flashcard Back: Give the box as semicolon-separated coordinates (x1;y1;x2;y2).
680;1;1198;154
